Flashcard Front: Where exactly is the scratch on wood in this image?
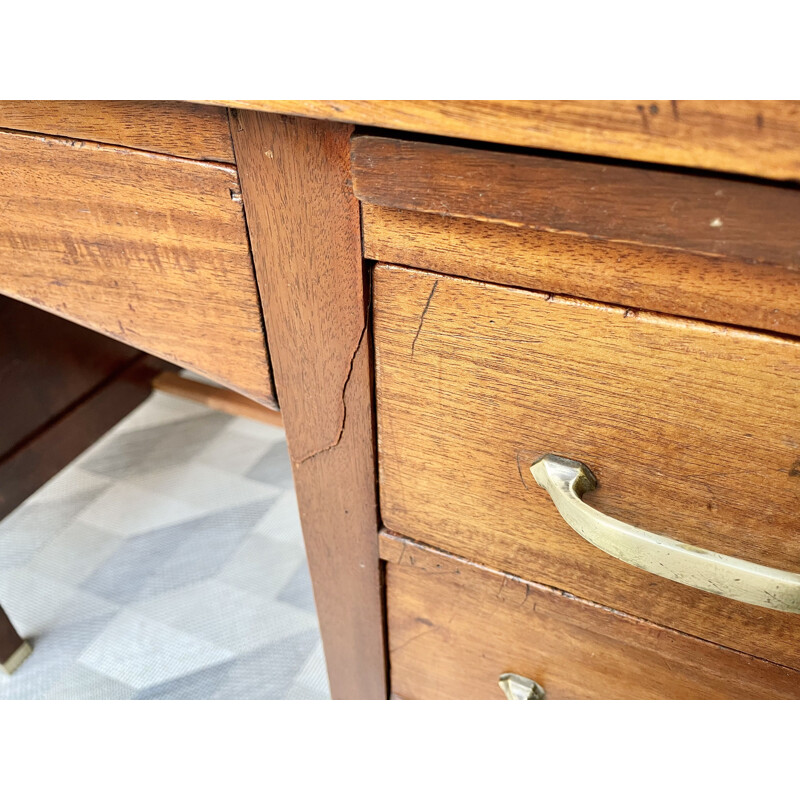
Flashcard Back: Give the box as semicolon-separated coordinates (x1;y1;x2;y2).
671;100;680;121
518;584;531;608
390;626;436;654
411;279;439;360
516;452;531;489
496;576;508;600
399;540;407;564
636;104;650;133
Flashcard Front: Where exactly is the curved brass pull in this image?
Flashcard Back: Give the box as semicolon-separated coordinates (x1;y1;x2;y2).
531;454;800;614
499;673;545;700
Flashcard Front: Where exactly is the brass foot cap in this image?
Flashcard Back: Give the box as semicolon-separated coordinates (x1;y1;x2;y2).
1;641;32;676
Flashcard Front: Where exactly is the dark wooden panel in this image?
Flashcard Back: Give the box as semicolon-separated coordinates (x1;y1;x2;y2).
352;136;800;270
0;357;162;520
230;110;385;699
0;296;140;457
0;101;234;162
0;605;24;665
0;129;274;406
213;100;800;181
362;205;800;338
383;534;800;700
374;264;800;670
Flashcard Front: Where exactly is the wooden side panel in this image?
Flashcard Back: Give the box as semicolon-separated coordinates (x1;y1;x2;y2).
0;295;140;457
0;101;235;162
383;534;800;700
362;205;800;338
0;129;274;406
215;100;800;182
352;136;800;270
374;265;800;670
0;358;161;520
230;111;385;699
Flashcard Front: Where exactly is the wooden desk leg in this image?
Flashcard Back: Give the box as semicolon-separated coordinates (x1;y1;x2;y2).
0;605;31;676
231;111;387;699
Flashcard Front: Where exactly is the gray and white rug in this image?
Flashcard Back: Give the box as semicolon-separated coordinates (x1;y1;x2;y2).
0;390;330;699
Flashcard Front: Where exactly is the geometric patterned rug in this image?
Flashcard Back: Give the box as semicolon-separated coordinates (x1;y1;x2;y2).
0;390;330;699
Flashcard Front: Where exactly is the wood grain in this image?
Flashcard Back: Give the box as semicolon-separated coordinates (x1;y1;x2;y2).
374;265;800;670
0;129;274;406
0;295;140;458
362;205;800;338
230;110;385;699
0;101;234;162
0;357;161;520
352;136;800;270
153;372;283;427
211;101;800;181
382;533;800;700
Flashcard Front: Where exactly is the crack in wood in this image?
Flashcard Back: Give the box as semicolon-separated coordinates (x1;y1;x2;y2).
294;313;369;465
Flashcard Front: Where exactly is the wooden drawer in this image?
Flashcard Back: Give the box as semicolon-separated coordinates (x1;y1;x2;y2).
0;101;235;162
373;263;800;670
354;136;800;339
0;121;275;406
382;534;800;699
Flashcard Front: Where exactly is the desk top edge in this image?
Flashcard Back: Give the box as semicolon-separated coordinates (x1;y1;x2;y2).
201;100;800;183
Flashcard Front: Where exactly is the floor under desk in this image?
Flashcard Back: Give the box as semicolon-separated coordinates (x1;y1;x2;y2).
0;390;329;700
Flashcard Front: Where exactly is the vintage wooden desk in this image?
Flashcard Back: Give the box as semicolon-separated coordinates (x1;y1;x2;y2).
1;101;799;697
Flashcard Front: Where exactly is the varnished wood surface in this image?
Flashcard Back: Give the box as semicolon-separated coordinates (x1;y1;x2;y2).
0;357;161;520
0;101;235;163
374;265;800;670
211;101;800;182
382;534;800;700
153;373;282;425
230;111;386;699
363;205;800;338
352;136;800;270
0;296;140;458
0;129;274;406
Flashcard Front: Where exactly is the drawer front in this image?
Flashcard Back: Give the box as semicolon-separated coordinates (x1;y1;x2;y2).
374;264;800;669
354;136;800;339
0;101;235;162
0;128;274;406
383;534;800;700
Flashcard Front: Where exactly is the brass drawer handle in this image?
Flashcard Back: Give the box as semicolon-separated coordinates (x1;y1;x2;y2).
499;673;546;700
531;454;800;614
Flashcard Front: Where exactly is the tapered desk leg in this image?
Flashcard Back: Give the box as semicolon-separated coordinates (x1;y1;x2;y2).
0;605;31;676
231;111;387;699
